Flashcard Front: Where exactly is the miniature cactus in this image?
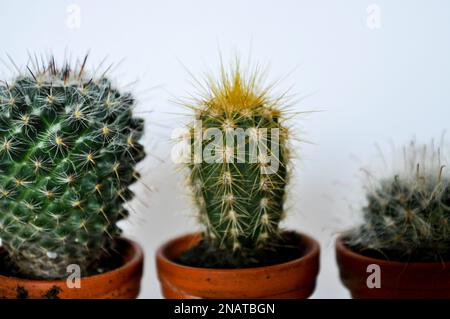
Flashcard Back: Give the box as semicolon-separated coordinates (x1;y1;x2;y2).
344;140;450;261
0;56;145;279
182;63;291;262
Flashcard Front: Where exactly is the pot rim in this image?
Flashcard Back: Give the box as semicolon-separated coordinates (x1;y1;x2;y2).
0;237;143;284
156;231;320;273
336;235;450;269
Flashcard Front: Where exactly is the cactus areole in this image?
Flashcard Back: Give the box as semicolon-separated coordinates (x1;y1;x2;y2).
0;57;145;279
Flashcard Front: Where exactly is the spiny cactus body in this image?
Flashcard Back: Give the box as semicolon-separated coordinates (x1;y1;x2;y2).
345;141;450;261
0;56;145;279
184;64;291;256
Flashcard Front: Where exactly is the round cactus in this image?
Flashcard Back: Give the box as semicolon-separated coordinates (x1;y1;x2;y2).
345;140;450;261
183;63;291;256
0;56;145;279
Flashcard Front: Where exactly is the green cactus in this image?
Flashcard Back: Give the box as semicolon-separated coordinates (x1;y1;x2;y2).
182;63;291;261
0;56;145;279
344;141;450;261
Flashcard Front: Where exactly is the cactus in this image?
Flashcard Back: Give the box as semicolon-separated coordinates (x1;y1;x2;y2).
344;140;450;261
182;63;291;263
0;56;145;279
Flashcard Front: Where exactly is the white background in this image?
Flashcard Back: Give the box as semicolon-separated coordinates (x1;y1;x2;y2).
1;0;450;298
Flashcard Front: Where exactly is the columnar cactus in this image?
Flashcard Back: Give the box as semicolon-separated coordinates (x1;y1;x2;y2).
345;141;450;261
0;56;145;279
184;64;290;256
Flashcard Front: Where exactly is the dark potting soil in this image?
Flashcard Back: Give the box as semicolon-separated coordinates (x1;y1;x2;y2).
176;231;305;268
342;239;450;263
356;248;450;263
0;249;13;276
0;243;124;280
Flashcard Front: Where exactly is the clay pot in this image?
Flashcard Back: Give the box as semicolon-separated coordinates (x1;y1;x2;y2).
156;232;320;299
0;238;143;299
336;236;450;299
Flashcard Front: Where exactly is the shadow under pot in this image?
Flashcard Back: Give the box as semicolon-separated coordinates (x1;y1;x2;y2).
156;231;320;299
335;236;450;299
0;238;144;299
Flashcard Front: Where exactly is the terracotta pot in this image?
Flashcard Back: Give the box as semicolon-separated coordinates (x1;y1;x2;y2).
0;238;144;299
156;232;320;299
336;236;450;299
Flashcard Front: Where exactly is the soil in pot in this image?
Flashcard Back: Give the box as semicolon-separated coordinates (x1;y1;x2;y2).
0;238;143;299
344;237;450;263
0;245;123;280
176;231;305;269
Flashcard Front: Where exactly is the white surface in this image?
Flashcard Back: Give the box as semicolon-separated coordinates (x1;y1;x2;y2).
1;0;450;299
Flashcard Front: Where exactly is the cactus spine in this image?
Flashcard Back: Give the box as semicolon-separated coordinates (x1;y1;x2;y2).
184;64;290;255
345;141;450;261
0;56;145;279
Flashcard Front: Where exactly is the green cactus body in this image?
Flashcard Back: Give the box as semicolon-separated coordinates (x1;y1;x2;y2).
0;58;145;279
346;141;450;261
185;66;290;254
